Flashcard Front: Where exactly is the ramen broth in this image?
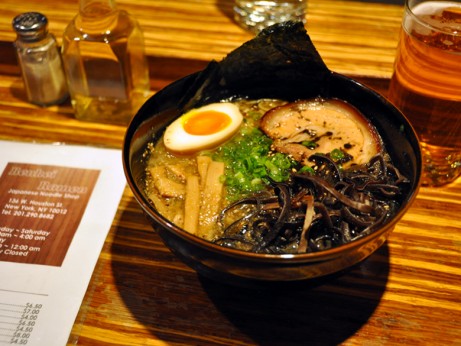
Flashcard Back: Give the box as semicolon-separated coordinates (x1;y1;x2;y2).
144;98;407;253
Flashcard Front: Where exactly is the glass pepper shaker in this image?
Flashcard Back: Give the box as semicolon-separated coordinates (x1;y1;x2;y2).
12;12;68;106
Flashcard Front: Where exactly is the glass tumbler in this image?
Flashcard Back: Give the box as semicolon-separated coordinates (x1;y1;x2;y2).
233;0;307;34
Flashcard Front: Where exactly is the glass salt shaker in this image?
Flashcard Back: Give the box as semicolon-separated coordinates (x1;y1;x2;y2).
12;12;68;106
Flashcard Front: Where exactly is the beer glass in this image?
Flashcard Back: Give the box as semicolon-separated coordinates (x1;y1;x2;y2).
388;0;461;186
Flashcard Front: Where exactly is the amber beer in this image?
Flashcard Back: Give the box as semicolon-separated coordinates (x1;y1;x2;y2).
388;0;461;186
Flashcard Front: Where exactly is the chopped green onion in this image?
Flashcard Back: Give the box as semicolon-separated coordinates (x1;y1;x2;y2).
212;128;297;201
330;148;345;161
299;165;315;174
302;140;317;149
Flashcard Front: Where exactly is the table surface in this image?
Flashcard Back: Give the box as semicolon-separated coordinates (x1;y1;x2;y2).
1;0;461;345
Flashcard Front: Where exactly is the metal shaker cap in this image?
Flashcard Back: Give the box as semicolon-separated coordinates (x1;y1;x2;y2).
12;12;48;42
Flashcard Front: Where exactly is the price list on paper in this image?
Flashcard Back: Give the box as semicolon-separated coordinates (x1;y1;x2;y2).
0;302;44;345
0;141;125;346
0;163;98;344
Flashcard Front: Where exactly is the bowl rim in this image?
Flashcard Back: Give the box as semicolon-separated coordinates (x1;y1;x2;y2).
123;71;422;265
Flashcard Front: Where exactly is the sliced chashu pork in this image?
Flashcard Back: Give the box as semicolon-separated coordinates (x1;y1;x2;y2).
260;98;382;167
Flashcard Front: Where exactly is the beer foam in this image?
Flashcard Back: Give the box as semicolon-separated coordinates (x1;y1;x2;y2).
407;1;461;34
412;1;460;15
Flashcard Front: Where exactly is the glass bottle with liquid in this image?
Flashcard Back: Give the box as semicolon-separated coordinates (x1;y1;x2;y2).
61;0;150;125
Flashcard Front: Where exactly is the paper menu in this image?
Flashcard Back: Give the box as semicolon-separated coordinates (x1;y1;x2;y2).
0;140;126;346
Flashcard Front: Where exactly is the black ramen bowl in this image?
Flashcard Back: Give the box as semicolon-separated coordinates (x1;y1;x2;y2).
123;23;421;282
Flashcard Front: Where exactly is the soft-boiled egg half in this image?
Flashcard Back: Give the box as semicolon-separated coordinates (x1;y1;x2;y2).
163;102;243;154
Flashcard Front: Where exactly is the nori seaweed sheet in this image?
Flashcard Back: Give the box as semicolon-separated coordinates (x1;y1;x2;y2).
179;21;332;111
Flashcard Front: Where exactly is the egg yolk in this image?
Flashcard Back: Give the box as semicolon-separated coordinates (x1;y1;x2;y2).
183;111;232;135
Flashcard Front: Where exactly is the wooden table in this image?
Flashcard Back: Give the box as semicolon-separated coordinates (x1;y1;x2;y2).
1;0;461;345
